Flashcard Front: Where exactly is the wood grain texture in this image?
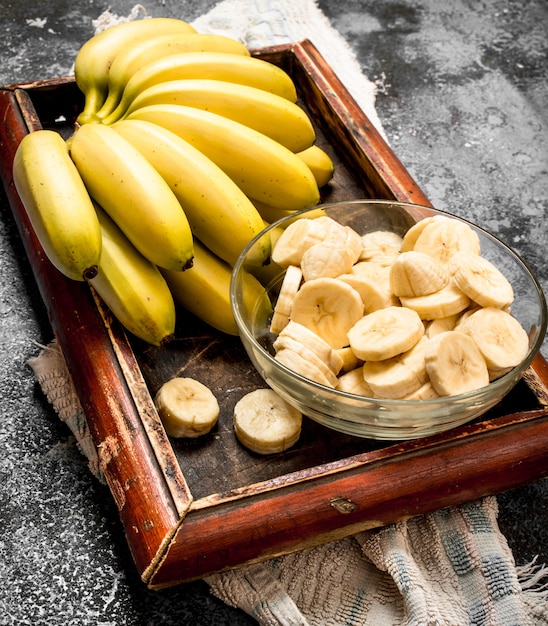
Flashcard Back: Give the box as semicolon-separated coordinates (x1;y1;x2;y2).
0;40;546;588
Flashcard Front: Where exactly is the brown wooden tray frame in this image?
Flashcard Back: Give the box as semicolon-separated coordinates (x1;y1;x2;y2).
0;40;547;589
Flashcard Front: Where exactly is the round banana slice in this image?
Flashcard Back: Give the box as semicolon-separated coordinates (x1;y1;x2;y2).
338;272;400;313
233;388;302;454
449;251;514;309
336;367;373;396
274;348;337;387
400;282;470;320
336;346;363;373
425;313;461;337
271;218;327;267
362;336;429;399
270;264;303;334
276;320;344;374
389;250;450;297
291;277;364;349
301;241;355;281
401;381;440;400
413;217;481;265
425;330;490;396
359;230;403;262
457;307;529;370
347;305;424;361
400;216;445;252
154;377;219;438
272;334;340;386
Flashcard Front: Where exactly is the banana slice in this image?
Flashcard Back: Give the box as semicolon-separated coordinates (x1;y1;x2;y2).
270;264;303;334
449;251;514;309
425;313;461;337
347;305;424;361
389;250;450;297
271;218;327;267
336;346;363;372
425;331;490;396
362;336;429;399
413;217;481;265
301;241;355;281
233;388;302;455
273;337;340;387
336;367;373;396
338;272;399;313
400;282;470;320
359;230;403;262
291;277;364;349
276;320;344;374
457;307;529;371
401;381;440;400
275;347;336;387
154;377;219;438
400;215;445;252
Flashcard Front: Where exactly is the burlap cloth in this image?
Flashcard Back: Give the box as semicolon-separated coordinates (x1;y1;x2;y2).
29;1;548;623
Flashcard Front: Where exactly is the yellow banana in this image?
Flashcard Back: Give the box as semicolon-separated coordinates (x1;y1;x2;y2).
161;238;239;336
162;238;272;336
75;17;196;125
12;129;102;281
296;145;335;187
122;79;315;152
112;119;268;265
102;51;298;124
96;33;250;121
69;122;194;272
90;205;176;346
126;104;320;211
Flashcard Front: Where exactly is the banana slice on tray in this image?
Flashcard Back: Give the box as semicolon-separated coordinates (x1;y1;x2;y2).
154;377;220;438
233;388;302;454
425;331;490;396
347;305;424;361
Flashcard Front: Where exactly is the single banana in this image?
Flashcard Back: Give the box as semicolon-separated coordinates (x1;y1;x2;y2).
102;51;299;124
425;330;490;396
112;119;268;266
69;122;194;272
121;79;315;152
12;129;102;282
160;238;240;336
291;277;364;349
154;377;220;438
233;388;303;455
74;17;196;125
89;205;176;346
96;33;250;121
295;145;334;187
347;305;424;361
125;104;320;210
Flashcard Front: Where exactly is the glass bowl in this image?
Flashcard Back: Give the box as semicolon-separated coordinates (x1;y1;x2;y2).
230;200;547;440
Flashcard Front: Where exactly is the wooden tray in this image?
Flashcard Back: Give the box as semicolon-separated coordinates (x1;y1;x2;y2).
1;40;547;589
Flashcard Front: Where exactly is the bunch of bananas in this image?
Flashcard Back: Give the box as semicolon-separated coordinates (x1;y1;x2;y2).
12;17;335;346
